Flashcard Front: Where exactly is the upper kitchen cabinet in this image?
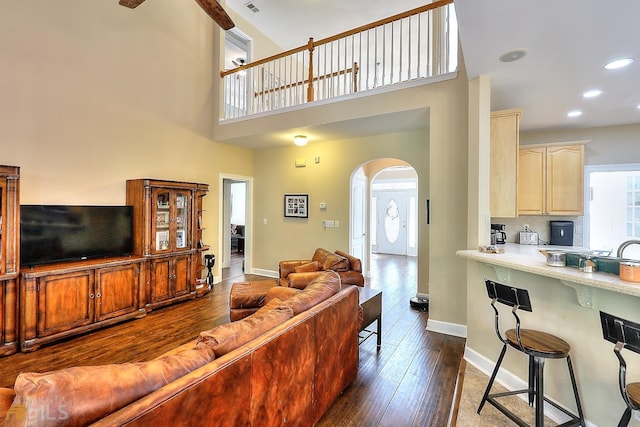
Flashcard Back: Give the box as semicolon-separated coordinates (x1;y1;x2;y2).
518;143;585;215
490;109;523;218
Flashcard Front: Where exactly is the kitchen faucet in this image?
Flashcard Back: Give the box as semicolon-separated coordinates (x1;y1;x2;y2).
616;240;640;258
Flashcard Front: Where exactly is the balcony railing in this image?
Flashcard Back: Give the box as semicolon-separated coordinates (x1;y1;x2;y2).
220;0;457;120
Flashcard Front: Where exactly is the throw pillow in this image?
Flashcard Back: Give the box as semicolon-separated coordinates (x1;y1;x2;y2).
5;347;215;427
293;261;319;273
311;248;349;271
197;300;293;356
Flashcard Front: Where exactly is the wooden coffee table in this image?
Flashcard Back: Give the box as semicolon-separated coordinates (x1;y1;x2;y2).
358;287;382;350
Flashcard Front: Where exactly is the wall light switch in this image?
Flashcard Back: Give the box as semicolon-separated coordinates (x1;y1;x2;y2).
319;202;326;209
335;220;340;227
314;156;320;164
295;158;306;168
263;218;267;225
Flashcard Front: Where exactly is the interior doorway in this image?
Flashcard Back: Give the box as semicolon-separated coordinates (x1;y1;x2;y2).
220;175;252;282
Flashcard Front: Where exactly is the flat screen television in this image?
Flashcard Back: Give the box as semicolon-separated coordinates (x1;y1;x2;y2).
20;205;134;267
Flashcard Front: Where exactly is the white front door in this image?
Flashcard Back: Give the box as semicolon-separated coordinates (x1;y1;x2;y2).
375;190;407;255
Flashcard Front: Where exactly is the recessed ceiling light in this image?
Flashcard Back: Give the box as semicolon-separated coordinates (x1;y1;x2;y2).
567;110;582;118
583;90;602;98
605;58;634;70
499;49;528;63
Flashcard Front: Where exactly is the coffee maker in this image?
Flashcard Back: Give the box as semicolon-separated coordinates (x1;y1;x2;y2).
491;224;507;245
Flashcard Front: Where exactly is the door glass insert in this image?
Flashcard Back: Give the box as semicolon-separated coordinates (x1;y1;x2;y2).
384;199;400;244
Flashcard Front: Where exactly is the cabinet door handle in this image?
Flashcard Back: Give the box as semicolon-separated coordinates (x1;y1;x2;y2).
89;293;95;299
96;293;101;298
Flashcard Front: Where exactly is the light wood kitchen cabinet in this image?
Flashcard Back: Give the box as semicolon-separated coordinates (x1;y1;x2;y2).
0;165;19;356
20;258;146;352
517;143;585;215
490;109;523;218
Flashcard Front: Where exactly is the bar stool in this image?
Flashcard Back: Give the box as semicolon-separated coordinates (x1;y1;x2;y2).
600;311;640;427
478;279;585;427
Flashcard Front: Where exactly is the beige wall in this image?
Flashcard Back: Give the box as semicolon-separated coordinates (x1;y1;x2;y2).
0;0;254;279
522;122;640;166
244;69;470;327
251;129;428;269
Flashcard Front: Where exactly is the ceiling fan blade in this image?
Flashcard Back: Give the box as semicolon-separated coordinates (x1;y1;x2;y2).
194;0;235;30
119;0;146;8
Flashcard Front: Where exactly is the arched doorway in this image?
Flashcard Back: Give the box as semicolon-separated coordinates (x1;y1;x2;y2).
350;159;419;283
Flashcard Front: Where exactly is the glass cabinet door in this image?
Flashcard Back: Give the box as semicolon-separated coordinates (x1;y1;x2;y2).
174;191;190;250
154;190;171;252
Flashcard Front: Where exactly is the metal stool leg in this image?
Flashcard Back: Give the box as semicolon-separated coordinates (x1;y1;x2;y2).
619;407;632;427
528;354;536;406
534;357;545;427
478;344;507;414
566;355;586;426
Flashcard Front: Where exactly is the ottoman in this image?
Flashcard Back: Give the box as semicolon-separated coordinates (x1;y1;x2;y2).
229;279;280;321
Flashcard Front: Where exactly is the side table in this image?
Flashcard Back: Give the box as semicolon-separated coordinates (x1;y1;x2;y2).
359;287;382;350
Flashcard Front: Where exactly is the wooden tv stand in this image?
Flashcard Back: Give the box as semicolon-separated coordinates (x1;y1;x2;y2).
20;256;146;352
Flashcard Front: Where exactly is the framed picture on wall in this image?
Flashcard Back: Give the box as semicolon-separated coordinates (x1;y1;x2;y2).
284;194;308;218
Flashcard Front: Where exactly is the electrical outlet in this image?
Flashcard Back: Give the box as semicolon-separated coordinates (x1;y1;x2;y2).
524;224;530;231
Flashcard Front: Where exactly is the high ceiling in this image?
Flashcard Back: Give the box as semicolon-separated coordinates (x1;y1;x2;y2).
223;0;640;146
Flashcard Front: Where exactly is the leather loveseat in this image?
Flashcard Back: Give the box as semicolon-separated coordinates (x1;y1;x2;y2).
0;271;359;427
279;248;365;287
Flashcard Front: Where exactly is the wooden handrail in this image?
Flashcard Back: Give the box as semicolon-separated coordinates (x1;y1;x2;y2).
219;0;453;78
254;63;358;98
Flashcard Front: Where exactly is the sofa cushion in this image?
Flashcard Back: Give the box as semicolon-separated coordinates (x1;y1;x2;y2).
312;248;350;271
4;347;215;427
197;300;294;356
0;388;15;424
294;261;319;273
265;286;300;303
284;271;341;314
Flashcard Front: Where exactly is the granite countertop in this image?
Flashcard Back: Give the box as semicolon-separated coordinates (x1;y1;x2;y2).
457;243;640;305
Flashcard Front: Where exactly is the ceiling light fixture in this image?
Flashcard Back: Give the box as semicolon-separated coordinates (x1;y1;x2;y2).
499;49;528;63
583;90;602;98
567;110;583;118
605;58;634;70
294;135;307;146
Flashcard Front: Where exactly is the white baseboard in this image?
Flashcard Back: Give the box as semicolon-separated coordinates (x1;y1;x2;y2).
425;319;467;338
248;268;278;278
464;347;594;427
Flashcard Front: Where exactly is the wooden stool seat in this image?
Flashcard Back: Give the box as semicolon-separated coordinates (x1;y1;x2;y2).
506;328;571;358
628;383;640;407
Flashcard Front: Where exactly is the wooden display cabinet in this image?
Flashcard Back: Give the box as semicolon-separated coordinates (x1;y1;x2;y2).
127;179;209;310
20;257;146;352
0;165;19;356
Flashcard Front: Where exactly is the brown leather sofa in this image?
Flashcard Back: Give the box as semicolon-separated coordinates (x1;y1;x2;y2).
280;248;365;287
0;271;359;427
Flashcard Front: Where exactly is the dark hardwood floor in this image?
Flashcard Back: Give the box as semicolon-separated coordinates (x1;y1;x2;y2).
0;253;466;426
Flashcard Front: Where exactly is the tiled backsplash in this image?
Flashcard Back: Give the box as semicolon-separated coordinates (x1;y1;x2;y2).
491;216;583;246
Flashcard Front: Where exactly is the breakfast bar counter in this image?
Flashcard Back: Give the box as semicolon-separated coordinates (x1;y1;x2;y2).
460;243;640;425
457;243;640;307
